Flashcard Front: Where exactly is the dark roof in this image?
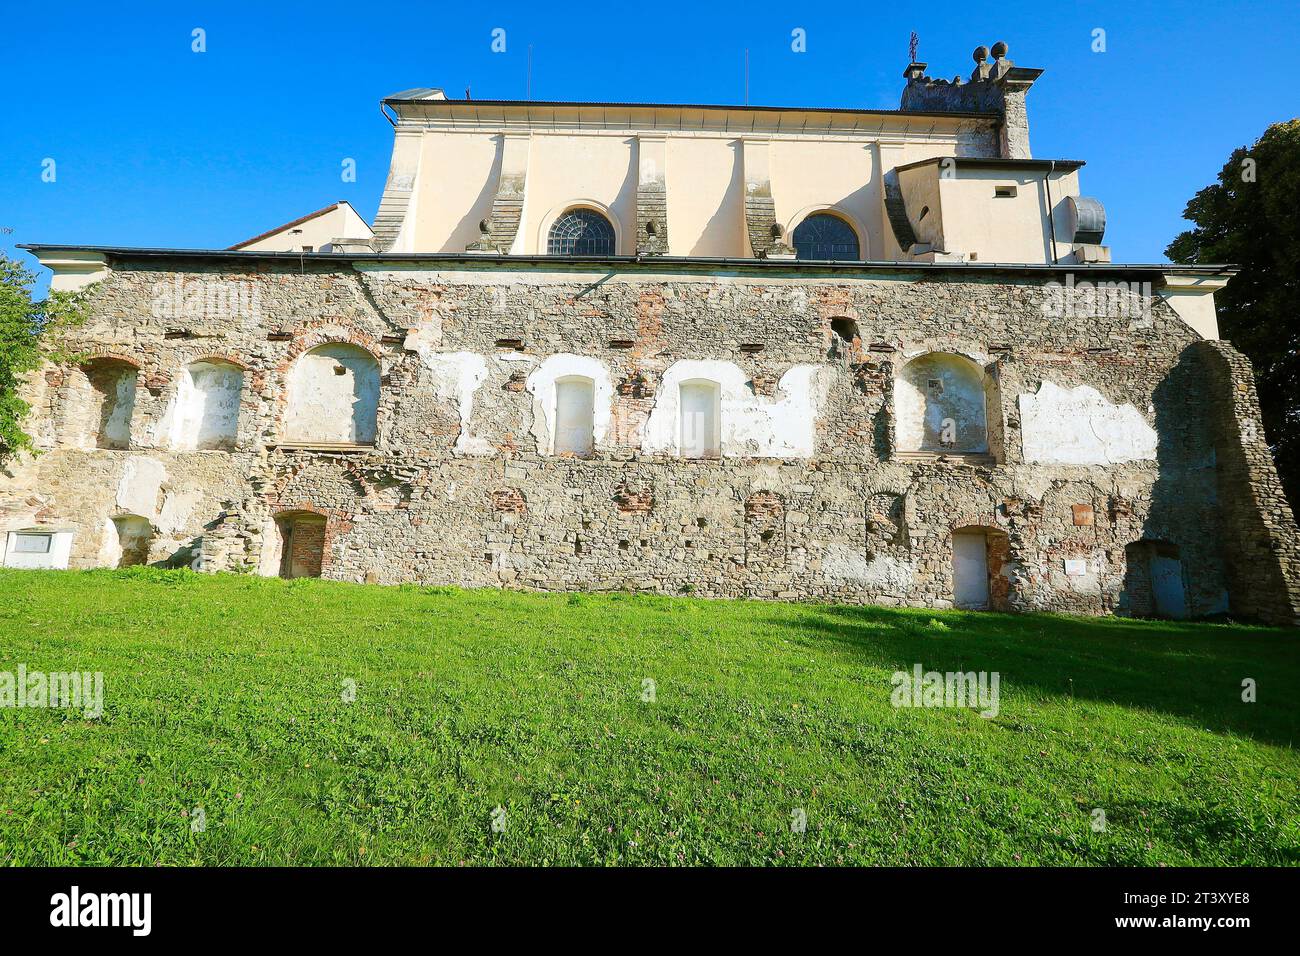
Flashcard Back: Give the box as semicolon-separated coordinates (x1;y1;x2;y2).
894;156;1086;173
228;201;361;250
18;244;1237;279
382;93;1001;123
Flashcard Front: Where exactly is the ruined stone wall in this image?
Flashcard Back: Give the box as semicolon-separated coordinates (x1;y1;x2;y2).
1197;341;1300;624
3;256;1295;622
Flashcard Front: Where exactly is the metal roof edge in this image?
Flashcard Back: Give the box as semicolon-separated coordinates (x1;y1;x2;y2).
17;244;1239;278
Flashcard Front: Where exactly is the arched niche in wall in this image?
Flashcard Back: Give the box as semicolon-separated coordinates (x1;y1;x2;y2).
67;358;139;450
107;514;153;568
167;359;244;450
895;352;996;457
553;376;596;456
525;355;614;458
284;344;380;446
679;379;722;459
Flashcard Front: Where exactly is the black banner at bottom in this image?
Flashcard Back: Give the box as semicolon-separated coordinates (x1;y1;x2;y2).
0;866;1288;941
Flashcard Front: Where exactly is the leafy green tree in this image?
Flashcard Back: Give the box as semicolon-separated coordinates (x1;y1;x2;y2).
1167;118;1300;509
0;253;89;462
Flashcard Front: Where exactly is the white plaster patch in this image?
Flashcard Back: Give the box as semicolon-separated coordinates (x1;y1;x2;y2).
641;360;830;458
256;517;280;577
115;456;167;519
821;544;915;591
157;489;204;534
97;369;136;448
526;354;613;454
1019;381;1157;465
162;361;243;450
410;348;493;456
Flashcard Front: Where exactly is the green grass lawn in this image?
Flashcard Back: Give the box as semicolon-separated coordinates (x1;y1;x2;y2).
0;567;1297;866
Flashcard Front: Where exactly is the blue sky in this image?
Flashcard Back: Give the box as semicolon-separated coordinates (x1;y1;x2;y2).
2;0;1297;291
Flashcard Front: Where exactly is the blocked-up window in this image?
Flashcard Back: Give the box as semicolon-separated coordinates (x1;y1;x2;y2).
284;344;380;445
895;353;989;454
110;515;153;568
275;512;326;579
81;360;138;449
553;376;595;456
169;360;243;450
679;380;721;459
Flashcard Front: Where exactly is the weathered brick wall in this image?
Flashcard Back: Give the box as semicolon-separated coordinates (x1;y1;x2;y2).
4;256;1295;622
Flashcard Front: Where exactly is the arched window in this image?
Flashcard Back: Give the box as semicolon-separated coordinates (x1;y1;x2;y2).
679;380;721;459
168;360;243;450
895;353;989;455
547;208;616;256
285;344;380;446
793;213;860;261
553;376;595;456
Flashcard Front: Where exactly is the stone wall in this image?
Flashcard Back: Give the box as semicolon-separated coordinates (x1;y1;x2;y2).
4;255;1296;623
1197;340;1300;624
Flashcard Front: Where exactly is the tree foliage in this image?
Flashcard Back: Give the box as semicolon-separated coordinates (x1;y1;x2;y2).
0;253;89;462
1166;118;1300;509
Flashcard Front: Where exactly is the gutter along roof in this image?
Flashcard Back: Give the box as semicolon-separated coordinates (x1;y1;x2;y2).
18;244;1238;279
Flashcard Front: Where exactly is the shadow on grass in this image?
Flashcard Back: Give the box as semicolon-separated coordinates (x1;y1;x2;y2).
786;604;1300;747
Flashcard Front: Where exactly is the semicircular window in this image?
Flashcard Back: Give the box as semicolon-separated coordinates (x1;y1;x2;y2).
793;213;860;261
547;208;616;256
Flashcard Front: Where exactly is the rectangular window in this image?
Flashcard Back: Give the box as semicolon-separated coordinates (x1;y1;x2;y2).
994;185;1017;198
13;533;53;554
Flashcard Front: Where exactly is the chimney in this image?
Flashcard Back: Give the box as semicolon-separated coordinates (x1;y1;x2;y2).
900;41;1043;159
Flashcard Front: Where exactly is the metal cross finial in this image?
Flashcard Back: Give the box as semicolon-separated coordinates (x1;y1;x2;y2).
909;31;919;63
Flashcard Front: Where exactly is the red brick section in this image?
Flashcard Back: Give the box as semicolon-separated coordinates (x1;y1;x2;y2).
613;485;654;515
286;515;326;578
744;491;784;522
633;290;666;357
1197;341;1300;625
616;370;652;398
852;360;889;396
986;530;1011;612
489;488;526;514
